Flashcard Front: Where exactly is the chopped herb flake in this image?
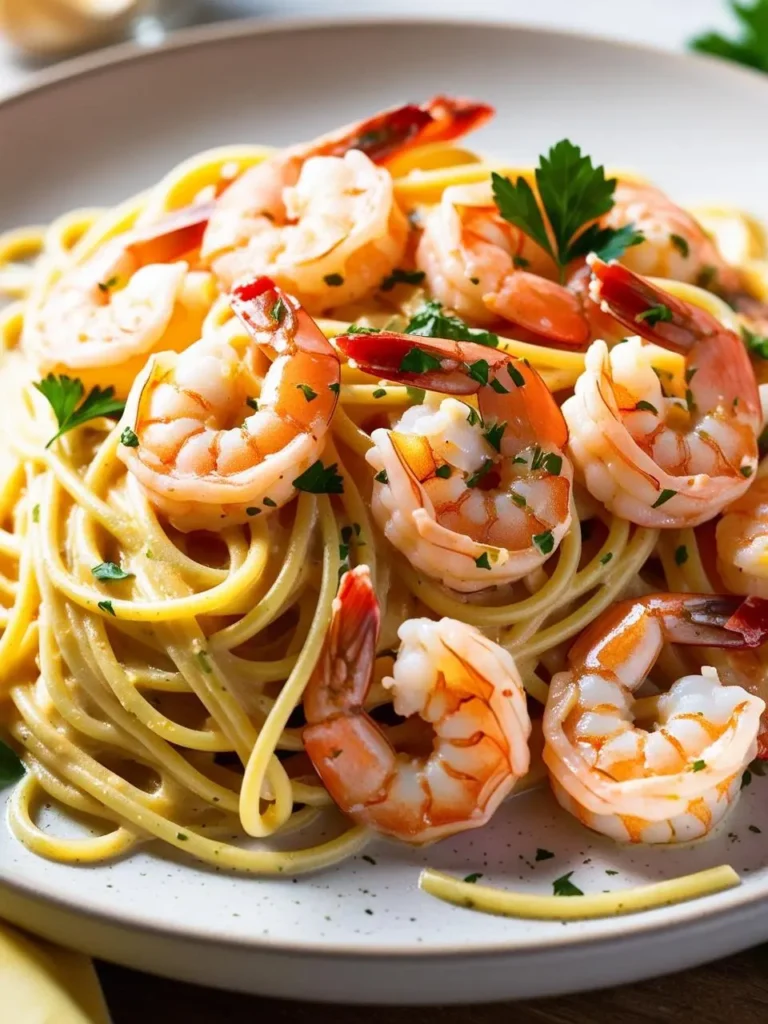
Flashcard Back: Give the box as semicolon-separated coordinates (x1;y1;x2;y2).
197;650;213;674
467;359;490;386
435;464;452;479
91;562;133;582
675;545;688;566
246;507;260;516
749;824;762;834
120;426;139;448
482;421;506;453
511;492;527;508
474;552;492;570
635;400;658;414
691;759;707;772
372;388;387;399
489;377;509;394
328;382;340;394
31;504;40;523
742;325;768;359
466;459;495;488
741;465;754;478
652;488;677;509
97;275;118;293
296;383;318;402
535;848;555;862
399;347;442;374
293;461;344;494
466;406;482;427
380;268;425;292
404;298;499;348
374;469;389;484
508;364;525;387
600;552;613;565
513;255;531;269
636;304;673;327
533;530;555;555
246;397;259;411
670;233;690;258
323;273;344;287
263;497;277;507
97;600;115;617
553;872;583;897
270;298;286;323
362;854;377;865
0;739;24;787
463;873;483;884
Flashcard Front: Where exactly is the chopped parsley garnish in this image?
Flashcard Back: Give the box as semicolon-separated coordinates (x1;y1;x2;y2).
246;397;259;411
399;347;442;374
246;507;260;516
465;406;482;427
434;464;452;479
469;276;480;285
197;650;213;674
482;421;506;453
372;388;387;399
467;359;490;386
97;275;118;293
508;364;526;387
91;562;133;582
635;304;673;327
0;738;24;787
296;384;318;403
374;469;388;484
552;872;584;897
635;400;658;414
293;461;344;494
511;493;527;508
690;1;768;74
466;459;495;488
697;265;718;289
97;599;116;617
749;824;762;834
406;385;426;404
691;759;707;772
742;769;753;789
530;446;561;475
600;552;613;565
270;297;286;323
339;543;349;561
323;273;345;287
513;255;531;269
685;367;698;384
362;855;377;865
670;233;690;258
328;382;340;394
742;325;768;359
606;869;619;876
379;268;425;292
34;374;125;448
404;298;499;348
675;544;689;566
262;497;277;508
535;848;555;862
652;488;677;509
741;465;754;478
463;873;483;884
120;426;139;448
474;552;492;570
31;504;40;524
491;141;644;283
177;832;189;841
685;388;696;414
489;377;509;394
533;530;555;555
345;325;381;335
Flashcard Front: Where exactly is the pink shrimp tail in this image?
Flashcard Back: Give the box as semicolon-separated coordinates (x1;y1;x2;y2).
128;200;214;264
418;95;495;145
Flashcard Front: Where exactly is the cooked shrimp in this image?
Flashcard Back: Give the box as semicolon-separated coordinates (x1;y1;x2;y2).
416;182;620;347
24;203;215;398
117;275;339;531
202;97;492;312
562;257;760;527
717;475;768;597
303;565;531;844
337;331;573;592
607;181;768;325
543;593;767;844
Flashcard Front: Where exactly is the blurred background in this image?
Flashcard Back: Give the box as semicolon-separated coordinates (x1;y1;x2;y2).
0;0;754;98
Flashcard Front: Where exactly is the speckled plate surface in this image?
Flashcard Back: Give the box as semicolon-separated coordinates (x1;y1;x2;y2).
1;16;768;1005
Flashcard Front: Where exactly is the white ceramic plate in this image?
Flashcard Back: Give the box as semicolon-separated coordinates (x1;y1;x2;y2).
2;16;768;1006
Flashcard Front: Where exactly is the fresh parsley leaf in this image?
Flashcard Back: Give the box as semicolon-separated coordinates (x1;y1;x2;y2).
263;497;277;508
97;599;116;617
535;848;555;862
533;530;555;555
34;374;124;448
670;233;690;258
323;273;345;287
435;464;452;479
375;469;389;485
467;359;490;386
489;378;509;394
465;406;482;427
636;304;673;327
742;769;753;789
675;545;689;566
293;461;344;494
296;384;318;403
399;347;442;374
406;385;426;404
600;552;613;565
328;382;340;395
463;873;483;884
690;1;768;73
345;325;381;335
404;299;499;349
372;388;387;399
246;507;260;517
270;298;286;323
474;552;492;570
466;459;495;488
31;505;40;524
513;255;530;269
246;397;259;411
120;426;139;448
542;452;562;476
482;421;506;453
691;759;707;772
91;562;133;582
511;492;527;508
508;364;525;387
636;400;658;414
492;143;644;282
0;738;24;787
380;268;425;292
741;465;754;478
697;265;719;289
553;872;584;897
652;488;677;509
742;325;768;359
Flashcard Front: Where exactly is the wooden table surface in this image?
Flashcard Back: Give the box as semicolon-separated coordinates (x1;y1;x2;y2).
98;944;768;1023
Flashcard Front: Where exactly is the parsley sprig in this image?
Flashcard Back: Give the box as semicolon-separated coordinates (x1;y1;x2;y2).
404;299;499;349
690;1;768;73
34;374;124;448
491;140;643;283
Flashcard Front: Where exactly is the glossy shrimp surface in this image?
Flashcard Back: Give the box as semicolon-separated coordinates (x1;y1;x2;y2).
202;97;492;312
543;594;767;844
416;181;617;347
303;566;531;844
717;476;768;597
118;276;339;531
337;331;573;592
24;204;215;398
562;258;761;527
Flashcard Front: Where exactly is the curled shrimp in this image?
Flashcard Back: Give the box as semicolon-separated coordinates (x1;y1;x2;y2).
717;475;768;597
202;97;492;312
337;331;573;592
303;565;531;844
416;182;619;347
24;203;215;398
118;275;339;531
606;181;768;325
562;257;760;527
543;593;767;844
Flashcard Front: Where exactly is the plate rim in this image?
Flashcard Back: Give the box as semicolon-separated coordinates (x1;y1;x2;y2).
2;12;768;963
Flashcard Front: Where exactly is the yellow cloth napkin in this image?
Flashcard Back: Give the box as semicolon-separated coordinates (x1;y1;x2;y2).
0;920;109;1023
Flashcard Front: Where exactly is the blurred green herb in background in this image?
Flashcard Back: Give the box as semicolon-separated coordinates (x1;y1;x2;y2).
690;0;768;72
